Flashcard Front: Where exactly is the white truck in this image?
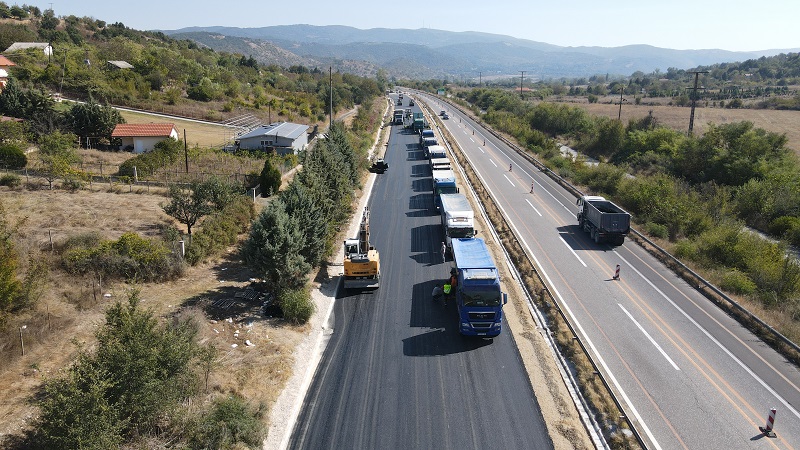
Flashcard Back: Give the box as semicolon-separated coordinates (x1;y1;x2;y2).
440;193;474;249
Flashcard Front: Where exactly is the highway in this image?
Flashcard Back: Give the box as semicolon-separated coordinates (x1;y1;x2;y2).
288;97;553;449
417;92;800;449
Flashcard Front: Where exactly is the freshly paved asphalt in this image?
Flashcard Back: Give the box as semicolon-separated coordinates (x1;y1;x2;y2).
288;98;553;450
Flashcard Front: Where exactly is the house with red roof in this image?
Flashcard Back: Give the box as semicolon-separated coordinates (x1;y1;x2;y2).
0;55;16;91
111;123;179;153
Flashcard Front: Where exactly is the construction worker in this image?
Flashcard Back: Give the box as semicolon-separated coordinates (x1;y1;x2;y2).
432;285;443;302
440;241;447;262
443;283;452;305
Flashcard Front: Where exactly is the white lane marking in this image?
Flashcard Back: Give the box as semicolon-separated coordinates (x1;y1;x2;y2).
558;234;586;267
503;174;515;187
522;238;664;450
456;138;664;450
469;137;474;143
479;147;485;154
615;252;800;421
525;199;542;217
619;304;680;371
489;159;497;168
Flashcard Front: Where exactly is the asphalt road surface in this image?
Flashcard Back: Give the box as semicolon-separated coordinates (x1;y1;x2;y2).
288;97;553;450
418;92;800;450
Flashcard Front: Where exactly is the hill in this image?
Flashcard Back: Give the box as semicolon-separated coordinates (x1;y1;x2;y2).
164;24;799;79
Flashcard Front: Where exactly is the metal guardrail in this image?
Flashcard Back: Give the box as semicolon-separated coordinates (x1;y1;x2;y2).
417;95;624;449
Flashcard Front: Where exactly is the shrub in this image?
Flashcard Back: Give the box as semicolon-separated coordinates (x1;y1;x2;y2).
279;287;314;325
260;159;282;197
118;138;183;178
644;222;669;239
0;143;27;169
0;173;21;187
573;163;626;196
189;395;265;450
769;216;800;247
62;232;183;282
720;269;757;296
62;177;83;192
185;197;255;265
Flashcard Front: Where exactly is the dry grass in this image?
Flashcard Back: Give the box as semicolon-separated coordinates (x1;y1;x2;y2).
119;110;237;149
0;184;301;442
560;99;800;153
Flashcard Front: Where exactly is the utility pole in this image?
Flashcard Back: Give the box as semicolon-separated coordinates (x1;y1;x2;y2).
183;129;189;173
519;71;526;99
329;67;333;130
616;85;627;121
687;70;709;135
479;71;482;87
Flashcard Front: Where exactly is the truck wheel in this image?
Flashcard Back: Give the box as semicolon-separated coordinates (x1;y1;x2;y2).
594;231;601;244
615;236;625;246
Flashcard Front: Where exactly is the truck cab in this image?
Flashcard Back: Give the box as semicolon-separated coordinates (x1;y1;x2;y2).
451;238;507;336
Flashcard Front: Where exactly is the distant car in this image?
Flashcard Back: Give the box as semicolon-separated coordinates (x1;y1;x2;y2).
440;110;446;116
371;158;388;173
442;113;449;120
397;99;403;105
409;100;415;106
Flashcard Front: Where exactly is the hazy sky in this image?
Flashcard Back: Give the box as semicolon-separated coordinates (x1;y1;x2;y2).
45;0;798;51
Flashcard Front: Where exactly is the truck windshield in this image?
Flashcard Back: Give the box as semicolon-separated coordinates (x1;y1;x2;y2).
448;227;474;238
462;290;501;307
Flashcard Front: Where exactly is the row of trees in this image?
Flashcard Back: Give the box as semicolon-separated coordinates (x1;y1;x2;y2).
452;87;800;319
242;122;365;323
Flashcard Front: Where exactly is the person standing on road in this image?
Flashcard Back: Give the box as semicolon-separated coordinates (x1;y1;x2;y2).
530;180;535;194
509;163;513;172
440;241;447;262
432;285;443;302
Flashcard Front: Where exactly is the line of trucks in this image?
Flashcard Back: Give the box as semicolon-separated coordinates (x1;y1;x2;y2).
414;105;507;337
346;92;633;337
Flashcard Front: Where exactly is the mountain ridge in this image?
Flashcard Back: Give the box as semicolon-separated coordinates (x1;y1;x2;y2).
162;24;799;79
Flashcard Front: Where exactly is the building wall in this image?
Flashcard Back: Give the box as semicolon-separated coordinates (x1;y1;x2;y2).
239;133;308;155
119;130;178;153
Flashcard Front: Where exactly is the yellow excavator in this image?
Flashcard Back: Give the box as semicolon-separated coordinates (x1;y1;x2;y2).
343;207;380;290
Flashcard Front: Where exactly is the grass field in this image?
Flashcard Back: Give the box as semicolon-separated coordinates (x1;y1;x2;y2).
564;99;800;153
119;110;237;149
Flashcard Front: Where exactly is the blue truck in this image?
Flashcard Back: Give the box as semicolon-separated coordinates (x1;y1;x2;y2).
450;238;507;336
432;169;458;209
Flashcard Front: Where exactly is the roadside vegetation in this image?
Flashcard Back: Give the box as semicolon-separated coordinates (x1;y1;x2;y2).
424;85;800;347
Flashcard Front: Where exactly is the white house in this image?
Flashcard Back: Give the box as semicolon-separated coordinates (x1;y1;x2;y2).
111;123;179;153
236;122;309;155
